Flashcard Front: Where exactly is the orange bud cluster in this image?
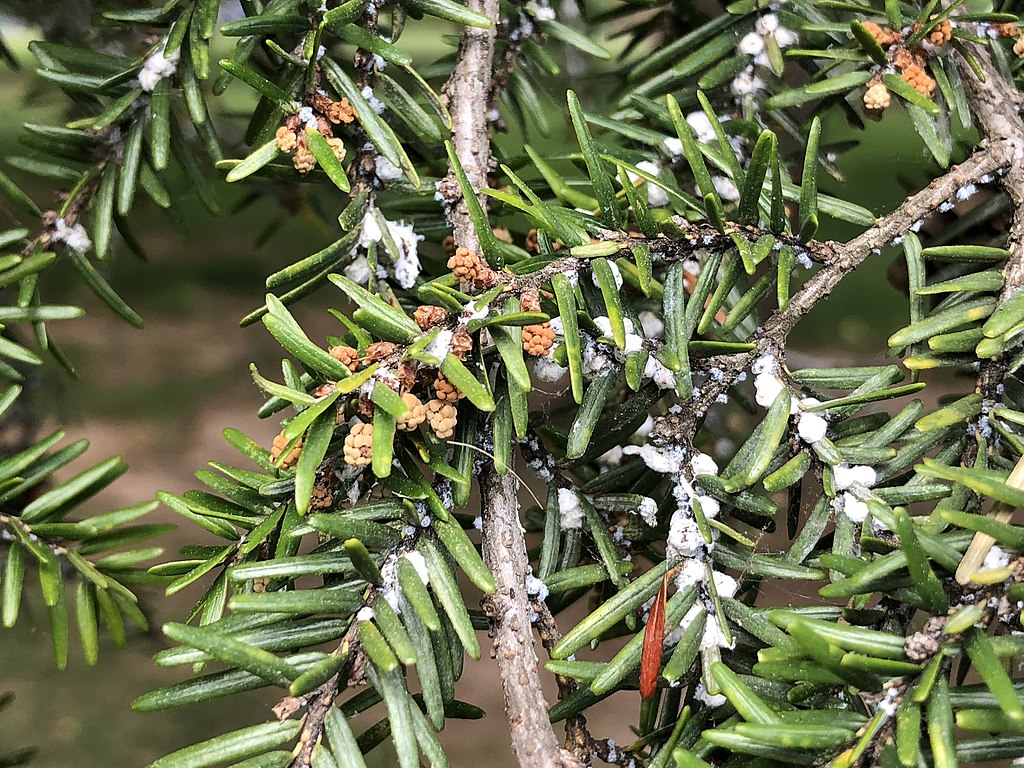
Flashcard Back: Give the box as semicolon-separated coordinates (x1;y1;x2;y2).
522;323;556;356
520;289;542;313
448;247;484;282
271;433;302;468
861;20;902;47
863;82;891;112
928;18;953;45
901;65;936;98
426;400;458;439
396;393;427;431
343;422;374;466
433;373;463;403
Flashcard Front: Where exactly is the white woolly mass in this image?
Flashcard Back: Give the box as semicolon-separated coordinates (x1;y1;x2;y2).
686;111;715;144
533;354;568;383
393;248;422;289
773;25;800;47
424;328;454;362
833;464;877;490
797;408;829;444
635;160;670;206
639;311;664;338
635;415;656;440
361;85;386;114
356;606;375;622
138;44;180;92
525;573;550;601
755;13;780;34
754;369;787;408
638;496;658;527
403;551;430;585
662;136;684;159
840;492;869;523
345;254;372;285
298;106;318;129
51;218;92;253
592;260;623;290
731;70;764;97
597;446;623;468
582;341;611;379
713;174;741;201
667;511;703;558
877;687;899;717
675;561;707;590
982;545;1011;572
712;570;738;598
690;452;719;477
694;683;728;708
696;495;720;519
526;0;556;20
738;32;765;56
622;443;685;474
622;333;645;355
356;210;424;288
374;154;403;181
701;614;736;651
644;356;677;390
557;488;584;530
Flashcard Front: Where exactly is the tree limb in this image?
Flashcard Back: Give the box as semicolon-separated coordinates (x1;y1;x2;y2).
443;5;582;767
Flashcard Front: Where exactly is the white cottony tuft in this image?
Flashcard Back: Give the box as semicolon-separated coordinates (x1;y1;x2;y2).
712;174;741;201
662;136;684;159
686;111;715;144
51;218;92;253
696;495;720;519
712;570;738;598
675;561;707;590
840;493;869;523
638;496;658;527
374;155;403;181
138;44;180;92
403;551;430;585
833;464;877;490
623;443;685;473
694;683;728;708
667;511;703;558
690;452;719;477
356;606;375;622
345;254;372;285
525;573;549;602
533;354;568;383
354;210;424;289
639;311;664;338
981;545;1011;572
360;85;386;114
557;487;584;530
797;405;828;444
424;328;454;362
754;370;787;408
739;31;765;56
644;356;677;390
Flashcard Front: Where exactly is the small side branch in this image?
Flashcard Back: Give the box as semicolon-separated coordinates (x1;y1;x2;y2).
680;145;1005;427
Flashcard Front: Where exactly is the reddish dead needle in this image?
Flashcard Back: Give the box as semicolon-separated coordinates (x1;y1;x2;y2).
639;571;673;700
